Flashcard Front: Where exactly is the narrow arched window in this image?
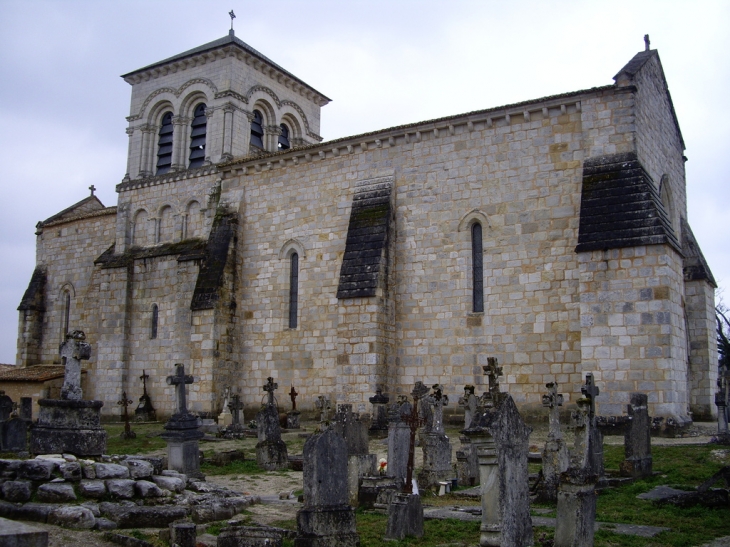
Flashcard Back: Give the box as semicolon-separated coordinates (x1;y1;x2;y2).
289;253;298;328
151;304;158;339
278;124;290;150
156;112;173;175
62;291;71;341
471;223;484;313
250;110;264;149
188;103;207;168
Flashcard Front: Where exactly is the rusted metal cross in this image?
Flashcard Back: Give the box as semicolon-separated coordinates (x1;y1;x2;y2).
289;385;298;411
117;390;136;439
403;381;430;494
140;370;150;397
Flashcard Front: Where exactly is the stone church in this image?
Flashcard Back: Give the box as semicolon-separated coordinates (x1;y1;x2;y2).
15;31;718;424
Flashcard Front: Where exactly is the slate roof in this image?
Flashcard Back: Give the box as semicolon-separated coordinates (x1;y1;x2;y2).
681;217;717;287
95;239;206;269
17;267;45;312
576;152;681;254
122;30;330;103
191;213;237;310
337;179;393;299
0;366;67;382
38;195;106;227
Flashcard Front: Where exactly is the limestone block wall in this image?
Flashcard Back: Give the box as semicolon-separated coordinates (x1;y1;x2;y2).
578;245;689;419
685;279;718;420
30;211;117;366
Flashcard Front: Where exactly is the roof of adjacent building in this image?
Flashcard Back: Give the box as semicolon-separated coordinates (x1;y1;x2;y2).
38;194;110;228
0;365;67;382
122;30;331;103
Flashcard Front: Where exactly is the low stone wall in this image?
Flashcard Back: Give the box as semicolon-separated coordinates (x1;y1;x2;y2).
0;454;257;530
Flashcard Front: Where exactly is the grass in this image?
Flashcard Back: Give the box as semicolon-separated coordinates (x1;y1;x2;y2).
103;423;167;455
201;459;267;475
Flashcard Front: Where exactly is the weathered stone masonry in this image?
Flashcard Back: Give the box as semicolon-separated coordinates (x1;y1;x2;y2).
15;36;717;424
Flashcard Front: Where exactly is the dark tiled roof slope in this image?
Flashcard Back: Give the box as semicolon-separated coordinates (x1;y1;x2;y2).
0;365;66;382
191;213;237;310
17;268;46;312
681;217;717;287
576;153;681;254
337;181;393;299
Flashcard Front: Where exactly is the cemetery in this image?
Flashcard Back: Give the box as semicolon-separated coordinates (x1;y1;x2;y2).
1;351;730;546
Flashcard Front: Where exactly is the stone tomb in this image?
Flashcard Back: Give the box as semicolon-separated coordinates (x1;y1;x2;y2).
295;427;360;547
555;467;598;547
620;392;653;478
29;331;107;456
332;403;377;505
160;363;204;478
417;384;453;491
368;388;389;437
255;377;288;471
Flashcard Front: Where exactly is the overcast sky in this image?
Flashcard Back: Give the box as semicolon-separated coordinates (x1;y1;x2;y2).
0;0;727;365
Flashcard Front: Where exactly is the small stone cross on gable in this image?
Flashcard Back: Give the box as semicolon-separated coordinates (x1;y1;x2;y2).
263;377;278;407
289;385;298;411
228;393;244;425
166;363;194;416
580;373;600;418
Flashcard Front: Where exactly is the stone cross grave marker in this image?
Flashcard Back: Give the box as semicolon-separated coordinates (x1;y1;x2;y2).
542;382;564;441
289;385;298;411
426;384;448;435
167;363;194;416
620;392;652;478
483;356;504;405
315;395;332;430
581;373;600;418
117;390;136;439
369;388;390;433
404;381;429;494
59;330;91;401
263;377;278;407
228;393;244;426
418;384;453;490
136;369;156;422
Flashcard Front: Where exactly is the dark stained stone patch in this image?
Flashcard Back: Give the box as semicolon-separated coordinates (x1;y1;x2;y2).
18;267;46;312
337;178;393;299
190;212;237;310
575;153;681;254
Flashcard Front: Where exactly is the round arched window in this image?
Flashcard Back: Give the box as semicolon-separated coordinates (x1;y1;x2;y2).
250;110;264;149
278;124;290;150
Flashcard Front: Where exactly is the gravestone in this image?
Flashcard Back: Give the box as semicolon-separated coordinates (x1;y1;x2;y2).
457;385;480;487
315;395;332;432
294;427;360;547
135;370;157;422
1;417;28;453
117;391;136;440
384;382;427;541
19;397;32;421
418;384;453;490
255;377;288;471
554;467;598;547
333;404;377;505
464;358;533;547
536;382;569;502
287;385;301;429
225;392;246;437
716;368;730;444
386;396;412;486
29;331;107;456
218;388;233;427
620;392;652;478
160;363;204;478
368;388;390;437
570;374;604;477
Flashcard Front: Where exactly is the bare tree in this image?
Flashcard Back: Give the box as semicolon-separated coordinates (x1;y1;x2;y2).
718;303;730;372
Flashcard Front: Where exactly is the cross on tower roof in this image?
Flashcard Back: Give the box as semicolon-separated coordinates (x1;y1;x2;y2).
166;363;194;416
580;373;600;418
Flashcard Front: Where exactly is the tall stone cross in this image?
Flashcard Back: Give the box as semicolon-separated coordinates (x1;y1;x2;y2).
483;356;504;404
228;393;244;426
59;330;91;401
289;385;299;411
403;381;430;493
427;384;449;435
580;373;600;418
263;377;278;407
117;390;135;440
166;363;194;416
542;382;564;440
315;395;332;430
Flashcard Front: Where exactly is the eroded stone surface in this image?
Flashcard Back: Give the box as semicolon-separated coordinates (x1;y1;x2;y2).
48;505;96;529
37;483;76;503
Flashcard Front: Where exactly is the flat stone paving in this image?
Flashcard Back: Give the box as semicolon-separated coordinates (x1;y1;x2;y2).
0;516;48;547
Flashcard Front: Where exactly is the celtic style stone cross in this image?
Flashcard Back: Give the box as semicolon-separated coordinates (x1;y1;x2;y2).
580;373;600;418
60;330;91;401
542;382;564;440
166;364;194;416
228;393;244;426
289;385;298;411
403;381;430;493
263;377;278;407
